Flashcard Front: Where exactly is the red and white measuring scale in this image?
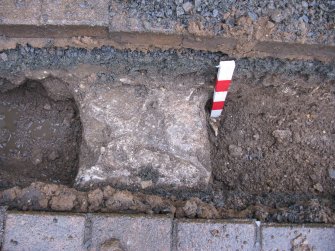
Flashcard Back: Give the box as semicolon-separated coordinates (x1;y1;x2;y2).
210;60;236;118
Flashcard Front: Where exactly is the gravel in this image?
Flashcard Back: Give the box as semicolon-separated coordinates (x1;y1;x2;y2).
110;0;335;45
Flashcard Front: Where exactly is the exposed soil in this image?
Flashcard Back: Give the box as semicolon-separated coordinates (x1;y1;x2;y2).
212;69;335;195
0;45;334;223
0;81;82;189
1;182;334;224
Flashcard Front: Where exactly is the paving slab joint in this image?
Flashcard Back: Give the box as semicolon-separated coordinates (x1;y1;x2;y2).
171;219;178;251
0;207;7;250
254;220;262;251
83;213;93;250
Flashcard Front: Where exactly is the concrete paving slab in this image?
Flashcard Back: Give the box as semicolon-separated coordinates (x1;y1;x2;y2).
0;0;41;25
175;219;256;251
262;223;335;251
90;214;173;251
41;0;109;26
3;212;86;251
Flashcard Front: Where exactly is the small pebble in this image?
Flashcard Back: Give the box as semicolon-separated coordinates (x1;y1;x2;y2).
0;53;8;61
271;10;285;23
141;180;153;189
43;104;51;110
302;1;309;8
301;15;309;23
248;11;258;21
313;183;323;192
176;6;184;16
182;2;193;13
194;0;201;8
48;151;59;161
328;168;335;179
272;129;292;143
228;145;243;158
266;21;275;29
253;134;260;140
32;155;43;166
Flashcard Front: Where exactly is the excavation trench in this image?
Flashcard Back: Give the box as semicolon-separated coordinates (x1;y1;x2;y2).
0;46;334;223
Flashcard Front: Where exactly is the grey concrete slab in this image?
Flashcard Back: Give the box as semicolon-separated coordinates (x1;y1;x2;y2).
3;212;86;251
0;0;41;25
175;219;257;251
261;224;335;251
90;214;173;251
41;0;109;26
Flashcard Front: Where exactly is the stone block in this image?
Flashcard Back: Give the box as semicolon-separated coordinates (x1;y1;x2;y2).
261;224;335;251
75;83;211;189
90;214;172;251
175;219;256;251
3;212;86;251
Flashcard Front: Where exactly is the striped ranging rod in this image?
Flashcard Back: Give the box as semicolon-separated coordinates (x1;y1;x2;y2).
210;60;236;118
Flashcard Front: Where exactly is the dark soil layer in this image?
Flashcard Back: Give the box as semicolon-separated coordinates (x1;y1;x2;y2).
213;67;335;195
0;46;334;223
0;82;82;189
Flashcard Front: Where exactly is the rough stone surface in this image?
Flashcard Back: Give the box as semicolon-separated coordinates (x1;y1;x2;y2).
90;214;172;251
3;212;86;251
261;224;335;251
41;0;109;26
0;0;41;25
175;219;256;250
76;84;211;189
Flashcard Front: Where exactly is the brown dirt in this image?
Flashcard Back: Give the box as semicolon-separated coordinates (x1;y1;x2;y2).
211;71;335;195
0;81;82;189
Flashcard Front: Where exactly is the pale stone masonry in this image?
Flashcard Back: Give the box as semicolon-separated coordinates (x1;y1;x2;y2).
1;210;334;251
